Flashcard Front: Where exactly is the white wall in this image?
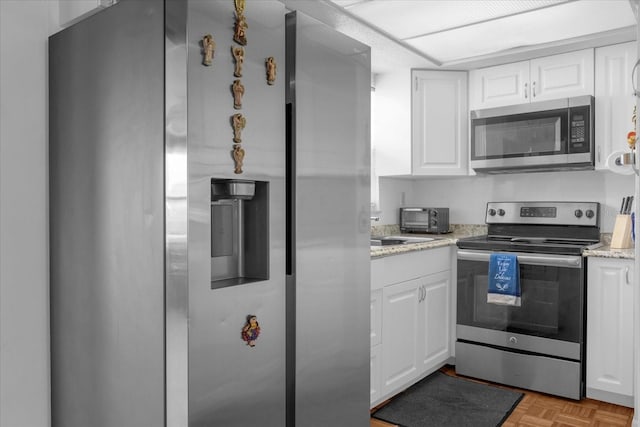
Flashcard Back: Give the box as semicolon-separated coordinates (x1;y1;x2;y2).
379;170;635;232
0;2;59;426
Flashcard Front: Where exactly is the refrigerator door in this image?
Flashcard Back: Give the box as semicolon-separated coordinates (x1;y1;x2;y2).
186;2;287;426
49;1;166;426
286;11;372;427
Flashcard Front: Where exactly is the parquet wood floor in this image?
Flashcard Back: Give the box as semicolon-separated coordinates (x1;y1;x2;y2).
370;366;635;427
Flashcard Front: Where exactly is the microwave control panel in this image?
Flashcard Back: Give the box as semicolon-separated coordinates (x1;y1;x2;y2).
568;106;590;153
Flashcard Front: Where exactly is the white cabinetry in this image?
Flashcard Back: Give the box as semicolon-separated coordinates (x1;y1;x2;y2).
411;70;468;175
595;42;637;170
370;289;382;403
371;247;452;407
586;257;634;407
470;49;594;109
381;277;422;395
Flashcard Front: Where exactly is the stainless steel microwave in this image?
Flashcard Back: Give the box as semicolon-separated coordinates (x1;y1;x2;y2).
470;95;594;173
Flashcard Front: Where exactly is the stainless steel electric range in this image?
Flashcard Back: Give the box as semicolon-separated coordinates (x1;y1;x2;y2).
455;201;602;400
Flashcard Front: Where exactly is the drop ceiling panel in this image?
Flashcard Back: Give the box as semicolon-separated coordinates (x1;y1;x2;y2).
336;0;570;40
325;0;636;69
405;0;636;63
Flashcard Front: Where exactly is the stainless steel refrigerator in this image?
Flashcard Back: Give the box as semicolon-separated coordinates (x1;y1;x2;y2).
49;1;370;426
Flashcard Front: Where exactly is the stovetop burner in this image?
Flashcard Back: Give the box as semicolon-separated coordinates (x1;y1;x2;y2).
457;201;602;255
456;234;602;255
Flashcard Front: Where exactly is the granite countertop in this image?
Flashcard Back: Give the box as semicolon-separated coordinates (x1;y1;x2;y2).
370;224;487;259
583;233;635;260
370;227;636;260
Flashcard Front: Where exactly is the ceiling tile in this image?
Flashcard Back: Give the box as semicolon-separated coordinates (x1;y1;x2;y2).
335;0;570;40
405;0;635;63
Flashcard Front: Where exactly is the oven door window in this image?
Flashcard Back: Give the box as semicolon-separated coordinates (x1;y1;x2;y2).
471;109;567;160
457;257;583;343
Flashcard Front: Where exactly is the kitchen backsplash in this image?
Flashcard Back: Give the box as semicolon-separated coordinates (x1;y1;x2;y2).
376;170;634;233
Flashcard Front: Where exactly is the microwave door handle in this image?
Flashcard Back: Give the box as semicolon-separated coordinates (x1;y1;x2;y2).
456;250;582;268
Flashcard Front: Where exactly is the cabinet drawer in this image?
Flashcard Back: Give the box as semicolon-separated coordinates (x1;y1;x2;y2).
371;246;450;290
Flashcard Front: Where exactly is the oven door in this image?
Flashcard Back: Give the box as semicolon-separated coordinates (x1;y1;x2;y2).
456;249;584;360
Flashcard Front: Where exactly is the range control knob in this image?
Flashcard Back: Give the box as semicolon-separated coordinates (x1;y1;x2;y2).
498;209;506;216
574;209;583;218
431;209;438;217
585;209;595;219
488;208;497;216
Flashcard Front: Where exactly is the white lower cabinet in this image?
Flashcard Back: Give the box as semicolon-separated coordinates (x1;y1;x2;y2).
371;247;452;407
586;257;634;408
370;289;382;403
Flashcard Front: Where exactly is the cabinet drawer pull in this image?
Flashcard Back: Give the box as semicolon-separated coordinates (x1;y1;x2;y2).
524;83;528;99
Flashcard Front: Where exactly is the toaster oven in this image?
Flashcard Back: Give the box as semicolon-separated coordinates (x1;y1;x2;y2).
399;207;450;233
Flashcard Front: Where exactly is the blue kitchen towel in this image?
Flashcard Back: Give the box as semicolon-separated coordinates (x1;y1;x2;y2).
488;253;521;306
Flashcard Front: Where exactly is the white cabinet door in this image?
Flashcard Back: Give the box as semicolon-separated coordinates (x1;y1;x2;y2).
370;344;382;404
371;289;382;347
586;257;634;407
469;61;529;109
470;49;594;110
381;277;421;396
595;42;637;170
530;49;594;102
418;270;451;373
412;70;468;175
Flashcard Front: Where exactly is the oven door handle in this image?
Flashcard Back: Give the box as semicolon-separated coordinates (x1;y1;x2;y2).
456;250;582;268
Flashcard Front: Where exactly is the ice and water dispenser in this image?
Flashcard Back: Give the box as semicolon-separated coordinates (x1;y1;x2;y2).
210;179;269;288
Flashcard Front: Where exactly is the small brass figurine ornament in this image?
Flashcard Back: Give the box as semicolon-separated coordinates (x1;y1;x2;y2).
232;79;245;110
233;13;248;46
231;46;245;77
231;113;246;143
266;57;277;85
234;0;245;16
233;144;245;174
201;34;216;66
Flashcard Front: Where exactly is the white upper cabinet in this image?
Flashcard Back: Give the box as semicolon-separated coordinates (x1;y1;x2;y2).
412;70;468;176
529;49;594;102
470;49;594;110
594;42;637;170
469;61;530;109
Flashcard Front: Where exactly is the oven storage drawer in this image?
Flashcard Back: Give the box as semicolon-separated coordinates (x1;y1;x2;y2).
455;341;582;400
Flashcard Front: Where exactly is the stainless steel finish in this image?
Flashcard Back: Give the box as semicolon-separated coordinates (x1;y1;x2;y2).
286;11;371;426
187;2;286;426
485;201;600;227
211;179;256;201
456;250;583;268
400;207;450;233
471;152;593;171
470;95;593;120
470;96;595;173
456;341;582;400
457;325;581;360
165;1;189;425
51;3;369;426
49;1;166;426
